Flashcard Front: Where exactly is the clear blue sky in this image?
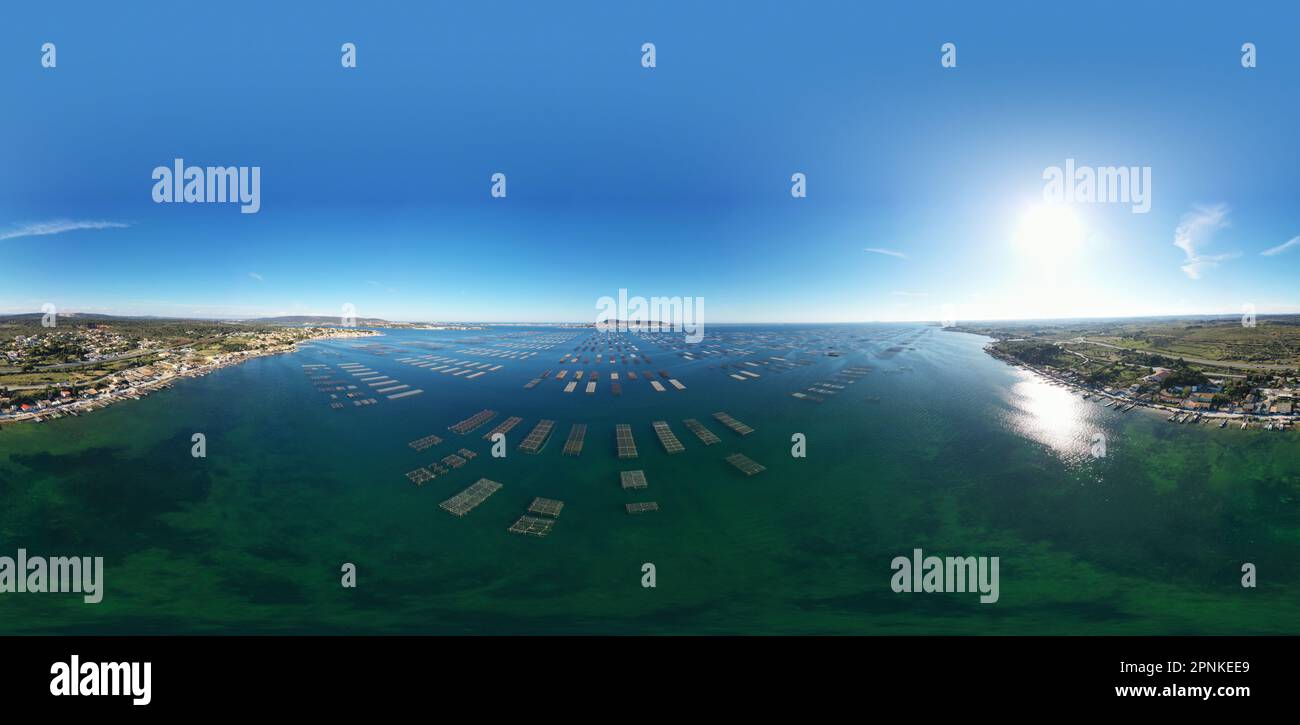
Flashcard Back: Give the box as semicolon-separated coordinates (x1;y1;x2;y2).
2;1;1297;322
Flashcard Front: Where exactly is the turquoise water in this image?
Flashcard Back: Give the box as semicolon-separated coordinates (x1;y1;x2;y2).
1;324;1298;634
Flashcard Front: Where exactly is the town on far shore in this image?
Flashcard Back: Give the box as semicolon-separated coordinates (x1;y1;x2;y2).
0;313;379;425
953;314;1299;431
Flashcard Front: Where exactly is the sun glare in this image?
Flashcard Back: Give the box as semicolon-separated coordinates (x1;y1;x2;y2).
1014;204;1084;263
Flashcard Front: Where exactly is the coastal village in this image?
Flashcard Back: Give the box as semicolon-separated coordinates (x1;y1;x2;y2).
1;322;377;425
988;345;1298;431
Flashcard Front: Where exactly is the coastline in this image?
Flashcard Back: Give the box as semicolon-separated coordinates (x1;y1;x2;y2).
985;345;1298;431
0;328;379;427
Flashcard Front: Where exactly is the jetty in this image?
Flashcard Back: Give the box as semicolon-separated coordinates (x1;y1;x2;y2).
682;418;720;445
616;424;639;458
483;416;523;441
563;423;587;456
440;478;503;516
713;412;755;436
725;453;766;476
518;419;556;453
652;420;685;453
450;409;497;434
620;469;648;490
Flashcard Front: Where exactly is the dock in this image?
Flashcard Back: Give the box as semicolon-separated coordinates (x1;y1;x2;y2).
563;423;587;456
518;419;556;454
725;453;766;476
482;416;523;441
652;420;685;454
682;418;720;445
620;470;648;490
625;502;659;514
449;409;497;434
713;412;754;436
440;478;503;516
408;433;443;451
616;424;639;458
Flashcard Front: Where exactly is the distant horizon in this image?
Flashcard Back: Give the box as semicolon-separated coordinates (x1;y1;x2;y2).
6;308;1300;327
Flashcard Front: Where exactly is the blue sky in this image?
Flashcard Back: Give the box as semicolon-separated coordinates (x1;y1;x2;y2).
2;1;1297;322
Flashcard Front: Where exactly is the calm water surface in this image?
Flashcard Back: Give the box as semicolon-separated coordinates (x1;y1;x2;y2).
1;324;1297;633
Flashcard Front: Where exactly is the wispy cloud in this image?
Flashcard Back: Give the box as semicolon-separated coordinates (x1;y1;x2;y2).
864;247;908;259
1173;204;1236;279
1261;235;1300;257
0;219;130;241
249;272;264;282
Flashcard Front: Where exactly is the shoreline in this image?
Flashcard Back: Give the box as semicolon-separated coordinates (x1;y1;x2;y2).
986;346;1297;431
0;328;379;428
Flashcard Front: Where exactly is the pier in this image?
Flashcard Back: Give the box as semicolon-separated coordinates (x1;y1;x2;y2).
682;418;720;445
725;453;766;476
652;421;685;453
518;419;556;453
713;412;755;436
563;423;587;456
616;424;639;458
440;478;503;516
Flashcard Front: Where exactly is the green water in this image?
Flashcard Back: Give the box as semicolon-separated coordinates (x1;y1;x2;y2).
1;324;1297;634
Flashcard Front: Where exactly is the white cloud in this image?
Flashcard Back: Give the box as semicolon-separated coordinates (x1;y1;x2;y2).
249;272;264;282
0;219;130;241
1173;205;1236;279
1261;235;1300;257
864;247;908;259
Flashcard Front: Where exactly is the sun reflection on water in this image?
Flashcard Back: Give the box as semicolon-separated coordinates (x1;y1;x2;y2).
1003;370;1099;466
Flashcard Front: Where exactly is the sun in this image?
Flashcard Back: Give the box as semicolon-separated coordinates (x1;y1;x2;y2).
1014;204;1084;263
